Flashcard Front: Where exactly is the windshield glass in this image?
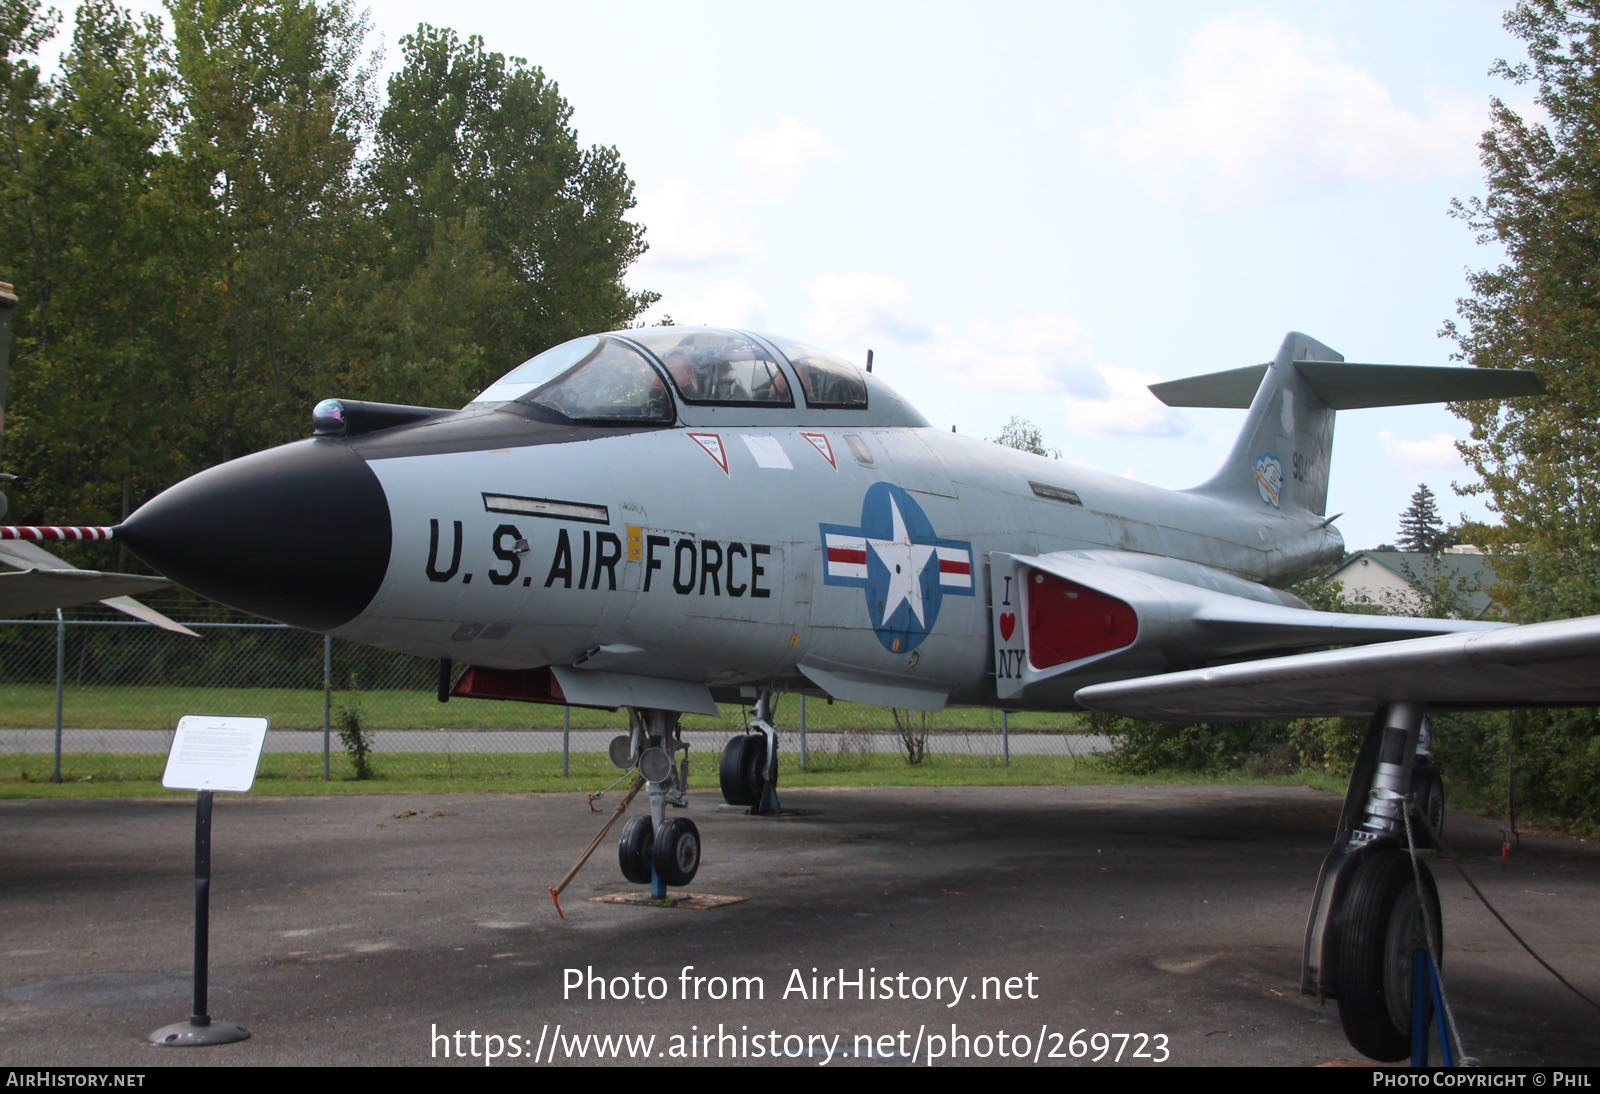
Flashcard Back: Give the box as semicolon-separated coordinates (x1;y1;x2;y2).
471;336;671;423
763;336;868;409
628;328;793;406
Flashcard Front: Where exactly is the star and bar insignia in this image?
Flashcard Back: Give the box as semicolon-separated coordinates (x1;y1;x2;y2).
820;482;974;653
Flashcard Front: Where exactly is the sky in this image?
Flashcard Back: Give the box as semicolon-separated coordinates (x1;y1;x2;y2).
103;1;1537;550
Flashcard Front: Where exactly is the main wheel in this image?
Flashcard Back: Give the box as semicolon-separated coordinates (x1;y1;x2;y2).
719;734;765;806
618;815;654;884
1410;763;1445;846
1329;844;1442;1061
652;817;701;887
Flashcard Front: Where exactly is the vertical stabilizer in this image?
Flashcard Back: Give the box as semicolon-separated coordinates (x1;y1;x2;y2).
1179;332;1340;517
1148;332;1547;520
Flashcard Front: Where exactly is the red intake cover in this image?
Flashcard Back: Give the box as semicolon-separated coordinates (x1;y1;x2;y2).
1026;569;1139;668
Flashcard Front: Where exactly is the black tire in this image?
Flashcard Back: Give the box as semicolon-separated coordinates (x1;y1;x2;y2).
618;815;654;884
719;735;765;806
652;817;701;887
1329;844;1442;1061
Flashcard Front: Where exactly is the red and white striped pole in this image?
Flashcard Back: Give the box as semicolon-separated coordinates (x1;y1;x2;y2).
0;526;117;542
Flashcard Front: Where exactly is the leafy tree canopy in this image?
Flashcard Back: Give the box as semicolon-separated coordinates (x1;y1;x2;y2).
1445;0;1600;621
990;416;1060;458
0;1;655;531
1443;0;1600;831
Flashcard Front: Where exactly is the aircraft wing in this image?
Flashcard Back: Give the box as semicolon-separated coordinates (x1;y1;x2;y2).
0;538;197;637
1073;614;1600;720
0;567;170;612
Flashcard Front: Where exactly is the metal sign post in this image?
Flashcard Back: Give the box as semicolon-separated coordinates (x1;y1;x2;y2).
149;715;268;1047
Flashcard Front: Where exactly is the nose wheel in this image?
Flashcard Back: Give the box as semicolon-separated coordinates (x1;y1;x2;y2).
653;817;701;886
617;815;654;885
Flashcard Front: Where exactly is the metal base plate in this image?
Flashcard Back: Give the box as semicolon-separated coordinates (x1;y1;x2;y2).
589;891;748;911
148;1019;250;1046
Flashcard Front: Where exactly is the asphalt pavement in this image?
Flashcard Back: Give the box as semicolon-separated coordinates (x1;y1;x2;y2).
2;785;1596;1067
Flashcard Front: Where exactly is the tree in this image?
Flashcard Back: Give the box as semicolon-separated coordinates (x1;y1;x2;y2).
990;416;1060;458
0;0;188;536
1396;484;1454;553
0;4;656;536
166;0;377;464
360;26;654;403
1444;0;1600;622
1442;0;1600;830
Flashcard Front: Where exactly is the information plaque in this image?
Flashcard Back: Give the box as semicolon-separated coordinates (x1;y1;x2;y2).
161;715;269;793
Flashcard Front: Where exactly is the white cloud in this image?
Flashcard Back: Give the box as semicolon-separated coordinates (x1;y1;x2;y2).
876;309;1184;440
922;315;1103;398
645;282;768;329
1086;14;1483;208
735;118;844;194
633;178;762;269
805;283;1182;440
924;320;1186;441
1063;364;1186;438
808;272;926;344
1379;430;1463;470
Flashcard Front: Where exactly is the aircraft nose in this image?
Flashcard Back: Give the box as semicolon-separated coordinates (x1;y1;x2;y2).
120;440;392;631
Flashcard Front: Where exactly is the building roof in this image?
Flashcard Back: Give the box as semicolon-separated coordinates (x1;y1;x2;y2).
1329;549;1497;618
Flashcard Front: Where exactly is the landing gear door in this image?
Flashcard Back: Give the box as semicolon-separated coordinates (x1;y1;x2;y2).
990;552;1027;701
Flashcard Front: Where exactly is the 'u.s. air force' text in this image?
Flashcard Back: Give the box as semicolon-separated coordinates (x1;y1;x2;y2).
424;520;772;598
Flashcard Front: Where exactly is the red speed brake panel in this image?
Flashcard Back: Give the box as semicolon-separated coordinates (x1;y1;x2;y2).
1026;569;1139;668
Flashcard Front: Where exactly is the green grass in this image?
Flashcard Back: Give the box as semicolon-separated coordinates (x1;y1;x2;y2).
0;750;1344;799
0;683;1096;732
0;751;624;797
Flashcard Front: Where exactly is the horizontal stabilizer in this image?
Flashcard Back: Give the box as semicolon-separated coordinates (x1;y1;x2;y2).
1152;360;1544;410
1075;614;1600;720
1148;364;1268;408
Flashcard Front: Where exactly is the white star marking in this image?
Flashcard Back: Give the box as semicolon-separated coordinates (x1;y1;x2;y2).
866;495;936;627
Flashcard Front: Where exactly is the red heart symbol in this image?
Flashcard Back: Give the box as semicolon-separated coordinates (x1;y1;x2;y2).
999;612;1016;640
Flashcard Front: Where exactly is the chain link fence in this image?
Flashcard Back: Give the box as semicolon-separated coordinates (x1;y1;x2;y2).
0;612;1106;786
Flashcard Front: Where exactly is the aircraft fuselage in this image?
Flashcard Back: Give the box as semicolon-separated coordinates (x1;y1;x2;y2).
335;420;1341;709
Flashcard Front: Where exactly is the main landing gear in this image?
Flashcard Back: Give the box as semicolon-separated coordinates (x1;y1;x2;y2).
1303;703;1447;1061
609;708;700;896
719;691;781;815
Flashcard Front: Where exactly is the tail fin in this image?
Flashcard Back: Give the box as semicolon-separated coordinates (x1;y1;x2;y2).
1152;332;1339;516
1150;332;1546;518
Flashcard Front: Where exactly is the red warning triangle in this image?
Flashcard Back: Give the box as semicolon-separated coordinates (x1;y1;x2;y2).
799;431;836;469
688;432;729;474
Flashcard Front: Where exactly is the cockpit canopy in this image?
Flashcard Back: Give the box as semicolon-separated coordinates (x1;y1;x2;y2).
471;334;672;421
469;327;881;423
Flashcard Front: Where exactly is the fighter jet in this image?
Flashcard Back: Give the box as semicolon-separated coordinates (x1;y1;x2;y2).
25;324;1598;1060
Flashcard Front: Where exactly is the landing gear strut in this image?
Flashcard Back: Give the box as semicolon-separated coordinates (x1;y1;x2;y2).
1303;703;1446;1061
609;708;698;896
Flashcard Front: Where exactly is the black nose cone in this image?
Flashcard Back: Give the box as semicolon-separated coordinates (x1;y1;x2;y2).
121;440;392;631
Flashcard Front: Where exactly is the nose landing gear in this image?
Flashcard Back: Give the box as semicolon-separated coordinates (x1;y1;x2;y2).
608;708;698;896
